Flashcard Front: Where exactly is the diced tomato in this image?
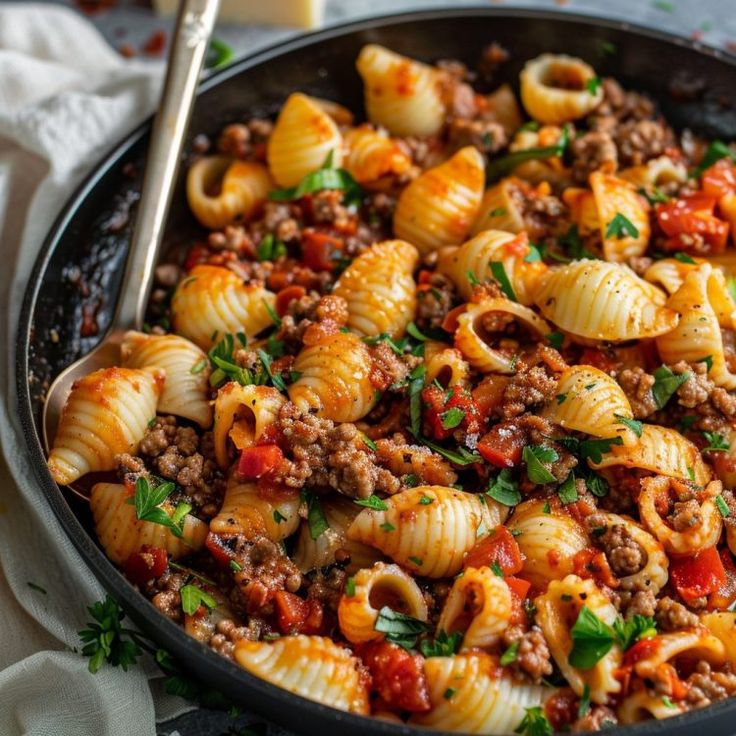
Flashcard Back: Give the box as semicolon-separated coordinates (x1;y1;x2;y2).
573;548;619;589
238;445;284;479
477;420;528;468
579;348;617;374
421;384;483;441
505;575;531;601
183;244;211;271
472;375;511;419
417;269;433;285
463;525;524;575
124;545;168;585
301;229;344;271
441;304;467;333
273;591;324;635
361;641;431;713
670;546;726;605
623;637;660;666
709;549;736;610
701;159;736;198
503;231;530;257
656;194;730;254
205;531;237;567
275;285;307;316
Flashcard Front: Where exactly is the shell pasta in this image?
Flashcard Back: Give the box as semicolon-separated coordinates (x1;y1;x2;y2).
46;40;736;734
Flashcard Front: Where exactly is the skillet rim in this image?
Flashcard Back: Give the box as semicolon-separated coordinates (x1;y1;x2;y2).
14;6;736;735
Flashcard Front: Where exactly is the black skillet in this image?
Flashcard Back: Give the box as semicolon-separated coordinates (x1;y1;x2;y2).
15;7;736;735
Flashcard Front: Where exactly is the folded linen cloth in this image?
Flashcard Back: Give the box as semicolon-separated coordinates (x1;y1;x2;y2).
0;5;183;735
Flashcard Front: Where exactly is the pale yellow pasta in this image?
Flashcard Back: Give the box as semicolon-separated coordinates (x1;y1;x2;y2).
424;342;470;389
437;229;547;305
701;612;736;666
347;486;507;578
337;562;427;643
332;239;418;337
234;636;369;714
343;125;412;185
48;366;164;485
638;476;723;555
471;178;527;235
184;587;238;643
293;496;384;575
186;156;272;229
506;500;590;588
310;96;354;126
535;575;622;703
483;84;524;138
508;126;569;185
591;512;669;594
393;146;485;255
541;365;637;446
656;264;736;390
454;299;551;373
643;257;703;295
90;482;207;565
266;92;343;187
120;330;212;428
209;475;300;542
411;654;550;733
520;54;603;124
212;383;285;468
288;330;377;422
356;44;445;137
618;155;688;188
617;691;686;724
590;424;711;485
632;630;726;682
589;172;651;262
170;264;276;351
534;260;676;342
436;566;512;650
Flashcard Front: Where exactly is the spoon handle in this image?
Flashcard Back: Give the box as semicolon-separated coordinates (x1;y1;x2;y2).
112;0;221;332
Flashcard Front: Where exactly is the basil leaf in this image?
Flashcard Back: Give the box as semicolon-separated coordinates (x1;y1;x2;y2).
651;365;689;409
523;445;558;484
486;469;522;506
568;606;615;669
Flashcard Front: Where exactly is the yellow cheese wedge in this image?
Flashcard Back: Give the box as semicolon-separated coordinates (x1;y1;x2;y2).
153;0;325;29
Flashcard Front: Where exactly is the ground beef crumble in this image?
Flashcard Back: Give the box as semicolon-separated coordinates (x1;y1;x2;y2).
498;347;563;419
587;513;646;578
571;706;618;732
502;625;553;682
375;434;458;487
655;596;699;631
685;662;736;708
415;272;456;331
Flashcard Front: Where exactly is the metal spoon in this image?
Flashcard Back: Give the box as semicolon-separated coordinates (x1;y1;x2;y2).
42;0;221;499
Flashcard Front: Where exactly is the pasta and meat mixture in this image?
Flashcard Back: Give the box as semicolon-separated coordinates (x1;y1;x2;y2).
47;43;736;733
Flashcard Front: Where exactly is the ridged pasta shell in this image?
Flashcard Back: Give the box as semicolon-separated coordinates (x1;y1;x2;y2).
347;486;507;578
506;500;590;588
656;264;736;389
356;44;445;137
48;366;164;485
541;364;637;446
454;299;552;373
534;260;677;342
631;630;725;681
288;331;377;422
338;562;428;644
234;636;369;714
90;482;207;565
700;612;736;666
170;264;276;351
437;230;547;305
520;54;603;124
343;125;412;185
266;92;343;187
618;155;688;188
591;512;669;594
209;475;300;542
508;126;569;186
483;84;524;138
120;330;212;428
186;156;272;229
472;177;527;235
293;496;384;575
638;476;722;555
535;575;622;704
393;146;485;255
424;342;470;389
617;690;686;724
643;257;703;296
436;566;512;650
333;239;418;337
213;383;285;468
590;424;711;485
589;172;651;262
411;654;550;733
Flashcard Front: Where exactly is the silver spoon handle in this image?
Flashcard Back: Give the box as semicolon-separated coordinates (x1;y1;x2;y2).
112;0;220;331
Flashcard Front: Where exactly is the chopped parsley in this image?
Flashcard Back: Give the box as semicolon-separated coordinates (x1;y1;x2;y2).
440;407;466;429
568;606;615;669
256;233;287;262
500;641;520;666
585;77;602;95
703;431;730;452
514;706;553;736
523;445;559;484
362;435;378;451
190;359;207;375
605;212;639;240
612;615;657;651
677;415;698;433
420;630;463;657
180;584;217;616
699;355;714;371
354;495;389;511
716;495;731;518
345;577;356;597
578;685;591;718
490;261;518;301
229;560;242;572
125;476;188;539
691;140;736;178
272;509;287;524
547;331;564;350
418;495;434;506
379;522;396;532
558;473;579;505
487;125;570;182
673;251;697;264
487;468;522;506
615;415;643;438
651;365;689;409
524;244;544;263
443;688;457;700
374;606;430;650
408;555;424;567
304;491;330;540
491;561;505;578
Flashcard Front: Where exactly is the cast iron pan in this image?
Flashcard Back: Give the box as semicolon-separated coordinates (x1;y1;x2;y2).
15;7;736;735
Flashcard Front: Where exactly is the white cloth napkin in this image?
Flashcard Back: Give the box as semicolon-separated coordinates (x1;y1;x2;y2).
0;5;191;735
